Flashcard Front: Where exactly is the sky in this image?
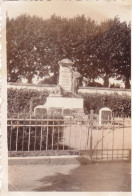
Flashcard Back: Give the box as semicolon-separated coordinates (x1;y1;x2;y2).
6;1;131;23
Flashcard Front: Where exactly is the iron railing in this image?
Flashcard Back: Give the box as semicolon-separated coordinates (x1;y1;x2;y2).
7;113;131;161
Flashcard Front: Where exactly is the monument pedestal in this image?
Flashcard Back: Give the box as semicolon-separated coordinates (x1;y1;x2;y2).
34;96;85;117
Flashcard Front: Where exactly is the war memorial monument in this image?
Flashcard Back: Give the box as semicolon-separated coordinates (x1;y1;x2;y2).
34;58;86;118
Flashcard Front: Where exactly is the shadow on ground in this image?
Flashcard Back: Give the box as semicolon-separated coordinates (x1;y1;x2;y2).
34;161;131;192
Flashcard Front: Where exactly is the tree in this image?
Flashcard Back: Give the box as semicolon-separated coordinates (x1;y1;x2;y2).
72;17;119;86
7;15;130;88
7;15;51;83
88;17;131;88
68;16;101;83
111;21;131;89
7;14;98;83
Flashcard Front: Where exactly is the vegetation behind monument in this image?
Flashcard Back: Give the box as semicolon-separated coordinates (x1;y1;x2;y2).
7;15;131;88
8;88;131;118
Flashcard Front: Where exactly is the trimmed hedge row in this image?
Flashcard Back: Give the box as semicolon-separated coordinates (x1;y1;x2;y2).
8;88;49;117
80;92;131;117
8;88;131;117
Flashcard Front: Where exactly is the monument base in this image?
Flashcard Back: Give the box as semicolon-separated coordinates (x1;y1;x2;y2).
34;96;85;118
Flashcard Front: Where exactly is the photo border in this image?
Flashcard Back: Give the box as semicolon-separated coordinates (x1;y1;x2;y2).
1;0;132;195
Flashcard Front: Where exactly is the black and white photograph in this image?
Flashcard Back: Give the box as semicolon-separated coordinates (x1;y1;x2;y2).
2;0;131;193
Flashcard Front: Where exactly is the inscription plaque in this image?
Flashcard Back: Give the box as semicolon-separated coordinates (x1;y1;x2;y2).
58;59;73;92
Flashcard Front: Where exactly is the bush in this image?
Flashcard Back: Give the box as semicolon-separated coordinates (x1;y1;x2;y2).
8;88;49;117
87;82;103;87
80;92;131;117
110;83;121;88
8;124;64;151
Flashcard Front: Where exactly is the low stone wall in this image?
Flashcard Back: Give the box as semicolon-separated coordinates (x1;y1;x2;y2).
79;87;131;96
8;155;89;165
7;82;131;96
7;82;56;91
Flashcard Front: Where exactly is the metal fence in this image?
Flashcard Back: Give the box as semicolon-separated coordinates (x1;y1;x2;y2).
7;113;131;161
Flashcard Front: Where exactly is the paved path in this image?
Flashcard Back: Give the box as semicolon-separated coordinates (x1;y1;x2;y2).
9;161;131;192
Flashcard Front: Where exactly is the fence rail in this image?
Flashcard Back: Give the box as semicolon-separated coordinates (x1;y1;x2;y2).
7;115;131;161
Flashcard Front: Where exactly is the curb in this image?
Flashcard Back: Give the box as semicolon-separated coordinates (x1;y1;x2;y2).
8;155;91;165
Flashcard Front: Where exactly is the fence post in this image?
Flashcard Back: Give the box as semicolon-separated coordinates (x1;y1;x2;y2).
122;116;125;160
22;110;25;151
16;113;19;151
90;109;94;161
30;99;33;117
28;113;31;151
10;119;13;152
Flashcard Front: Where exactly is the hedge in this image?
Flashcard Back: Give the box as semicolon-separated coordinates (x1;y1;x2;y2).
8;125;64;151
80;92;131;117
8;88;131;118
8;88;49;117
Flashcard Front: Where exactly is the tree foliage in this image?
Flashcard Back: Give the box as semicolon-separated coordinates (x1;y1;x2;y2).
7;15;131;88
81;18;131;88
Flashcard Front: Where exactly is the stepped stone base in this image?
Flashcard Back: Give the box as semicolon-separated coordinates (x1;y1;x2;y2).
34;96;85;118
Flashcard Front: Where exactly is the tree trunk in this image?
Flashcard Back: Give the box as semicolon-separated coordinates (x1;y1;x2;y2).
103;75;109;87
52;72;58;84
91;78;95;83
79;77;83;86
125;77;130;89
28;76;33;83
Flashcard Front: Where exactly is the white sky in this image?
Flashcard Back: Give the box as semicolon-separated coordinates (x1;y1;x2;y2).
6;1;131;23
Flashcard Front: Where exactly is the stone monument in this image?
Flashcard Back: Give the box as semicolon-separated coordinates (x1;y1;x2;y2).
58;59;81;94
58;59;73;92
34;58;85;118
99;107;112;125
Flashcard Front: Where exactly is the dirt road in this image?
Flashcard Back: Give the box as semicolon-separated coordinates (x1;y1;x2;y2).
9;161;131;192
